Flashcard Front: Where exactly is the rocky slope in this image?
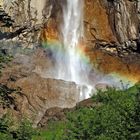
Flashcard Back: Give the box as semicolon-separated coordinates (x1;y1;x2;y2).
0;0;140;125
0;48;80;124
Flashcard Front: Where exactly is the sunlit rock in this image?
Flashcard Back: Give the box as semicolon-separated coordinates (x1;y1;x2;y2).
95;83;111;91
11;73;80;124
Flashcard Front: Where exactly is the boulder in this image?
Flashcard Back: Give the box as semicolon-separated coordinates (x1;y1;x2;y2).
0;49;80;124
95;83;110;91
12;73;79;124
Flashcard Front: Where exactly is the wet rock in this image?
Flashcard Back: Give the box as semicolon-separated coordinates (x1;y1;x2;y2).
95;83;111;91
108;0;138;43
84;0;117;43
37;107;66;128
84;0;139;55
1;0;140;53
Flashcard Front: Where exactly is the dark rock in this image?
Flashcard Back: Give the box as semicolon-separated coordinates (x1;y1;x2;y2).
37;107;66;128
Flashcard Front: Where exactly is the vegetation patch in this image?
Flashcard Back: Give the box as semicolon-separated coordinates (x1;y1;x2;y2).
0;115;37;140
0;50;12;73
33;85;140;140
0;85;140;140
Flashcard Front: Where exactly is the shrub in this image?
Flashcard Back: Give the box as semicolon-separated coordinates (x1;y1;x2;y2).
41;85;140;140
0;51;12;73
0;114;14;140
33;121;65;140
0;116;37;140
0;84;16;108
16;119;37;140
64;87;140;140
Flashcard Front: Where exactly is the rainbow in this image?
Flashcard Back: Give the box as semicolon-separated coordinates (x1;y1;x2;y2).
42;38;91;66
41;30;139;88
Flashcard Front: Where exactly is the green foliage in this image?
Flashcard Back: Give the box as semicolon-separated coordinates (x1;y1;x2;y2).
64;87;140;140
39;86;140;140
0;114;10;134
33;121;65;140
0;52;12;73
0;116;37;140
16;119;37;140
0;114;14;140
0;84;16;108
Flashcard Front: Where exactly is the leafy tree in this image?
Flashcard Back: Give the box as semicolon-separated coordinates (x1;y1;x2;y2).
0;85;140;140
40;85;140;140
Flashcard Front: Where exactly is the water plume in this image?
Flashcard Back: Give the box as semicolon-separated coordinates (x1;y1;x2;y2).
54;0;94;100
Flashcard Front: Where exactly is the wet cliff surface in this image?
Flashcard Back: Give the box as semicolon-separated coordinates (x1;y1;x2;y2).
0;0;140;124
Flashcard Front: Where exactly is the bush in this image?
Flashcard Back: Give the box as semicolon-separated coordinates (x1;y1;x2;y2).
0;84;16;108
40;85;140;140
16;119;37;140
0;51;12;73
64;87;140;140
33;121;65;140
0;114;14;140
0;116;37;140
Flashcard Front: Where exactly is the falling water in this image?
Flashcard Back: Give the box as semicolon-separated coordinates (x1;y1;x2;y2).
56;0;93;100
58;0;83;81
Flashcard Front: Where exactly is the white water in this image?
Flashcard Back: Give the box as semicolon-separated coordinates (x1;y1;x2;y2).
58;0;83;81
56;0;93;100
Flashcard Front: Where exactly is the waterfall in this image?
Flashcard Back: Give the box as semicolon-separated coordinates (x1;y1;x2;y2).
42;0;133;101
58;0;84;81
54;0;93;100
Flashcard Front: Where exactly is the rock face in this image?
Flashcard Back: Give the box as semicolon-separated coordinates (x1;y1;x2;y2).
84;0;139;55
37;107;67;128
84;0;117;43
0;49;80;124
37;98;99;128
86;0;138;43
13;73;79;124
3;0;46;25
109;0;138;43
39;0;140;55
0;0;140;53
0;0;46;49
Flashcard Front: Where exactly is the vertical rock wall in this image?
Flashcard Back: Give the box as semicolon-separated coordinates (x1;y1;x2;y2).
107;0;138;43
84;0;139;52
